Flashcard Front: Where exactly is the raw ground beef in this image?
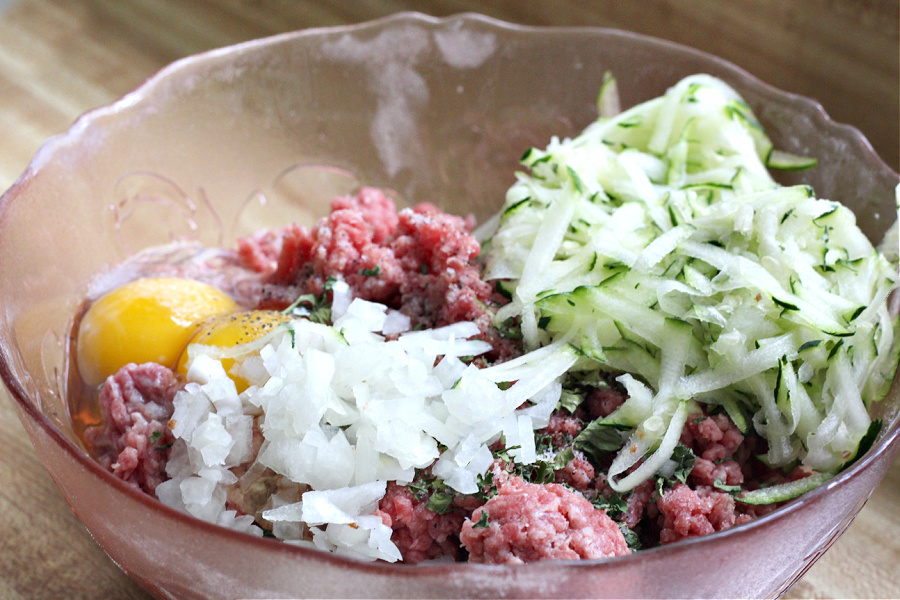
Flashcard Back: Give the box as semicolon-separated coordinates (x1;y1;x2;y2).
364;397;801;562
554;451;595;492
583;384;628;419
681;412;746;487
623;479;658;530
657;484;748;544
459;474;631;564
373;482;467;564
237;187;520;361
86;362;181;494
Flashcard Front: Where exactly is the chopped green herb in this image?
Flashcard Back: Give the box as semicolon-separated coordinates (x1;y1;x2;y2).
592;491;627;518
534;433;555;455
494;318;523;340
407;470;450;503
655;476;668;499
557;389;584;413
472;510;490;529
425;491;454;514
671;444;697;485
492;444;520;464
553;447;576;470
618;523;642;552
572;420;627;466
360;265;381;277
407;479;431;501
521;460;556;485
473;471;498;502
281;290;332;324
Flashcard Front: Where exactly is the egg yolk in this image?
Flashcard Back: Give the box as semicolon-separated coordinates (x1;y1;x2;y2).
76;277;238;386
176;310;292;392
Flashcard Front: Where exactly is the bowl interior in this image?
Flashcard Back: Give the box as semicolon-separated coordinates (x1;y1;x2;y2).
1;12;898;600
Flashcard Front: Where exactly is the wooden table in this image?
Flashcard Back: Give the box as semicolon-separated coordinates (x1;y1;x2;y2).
0;2;897;598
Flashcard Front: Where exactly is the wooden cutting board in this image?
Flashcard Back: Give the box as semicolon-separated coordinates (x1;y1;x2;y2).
0;1;897;598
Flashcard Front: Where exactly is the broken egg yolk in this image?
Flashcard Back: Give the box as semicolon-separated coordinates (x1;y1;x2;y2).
175;310;293;392
76;277;238;386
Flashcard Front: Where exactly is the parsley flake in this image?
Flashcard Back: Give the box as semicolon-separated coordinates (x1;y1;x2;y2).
671;444;697;485
618;523;642;552
592;491;628;518
472;511;490;529
282;290;332;324
425;491;454;515
572;420;627;466
473;471;497;502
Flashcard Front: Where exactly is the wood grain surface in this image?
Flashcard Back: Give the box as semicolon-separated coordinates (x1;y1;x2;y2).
0;1;897;599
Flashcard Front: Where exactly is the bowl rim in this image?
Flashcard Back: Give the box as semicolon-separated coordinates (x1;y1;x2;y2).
1;9;899;579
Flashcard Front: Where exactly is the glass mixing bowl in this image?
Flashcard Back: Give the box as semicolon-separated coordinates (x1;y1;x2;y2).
1;12;898;600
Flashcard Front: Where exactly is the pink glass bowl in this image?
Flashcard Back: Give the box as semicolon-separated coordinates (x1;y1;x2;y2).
1;12;898;600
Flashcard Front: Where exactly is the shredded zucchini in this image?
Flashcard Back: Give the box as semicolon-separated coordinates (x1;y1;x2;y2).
484;74;900;493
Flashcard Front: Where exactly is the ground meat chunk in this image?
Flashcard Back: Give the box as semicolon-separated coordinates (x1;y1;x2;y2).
374;482;466;564
622;479;658;530
680;411;747;487
331;186;400;244
86;363;181;494
554;451;595;492
390;204;488;328
657;483;738;544
583;384;627;419
544;413;582;449
690;457;744;487
236;188;519;360
276;204;403;303
236;226;287;277
681;412;744;462
460;475;631;564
